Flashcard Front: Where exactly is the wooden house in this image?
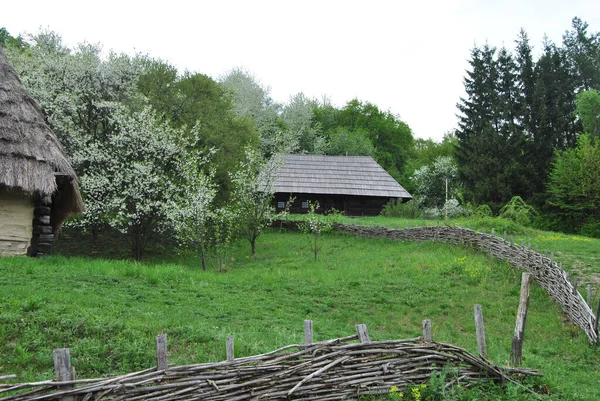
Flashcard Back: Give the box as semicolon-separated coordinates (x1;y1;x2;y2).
272;155;412;216
0;45;83;256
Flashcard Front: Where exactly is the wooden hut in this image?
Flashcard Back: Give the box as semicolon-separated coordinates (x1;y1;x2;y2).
0;45;83;256
272;154;412;216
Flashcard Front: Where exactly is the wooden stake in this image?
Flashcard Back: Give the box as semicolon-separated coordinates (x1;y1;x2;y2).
595;298;600;335
53;348;75;401
587;284;593;306
226;336;235;362
53;348;73;381
356;324;371;343
156;334;168;370
304;320;313;345
511;273;531;366
422;320;432;342
474;305;487;358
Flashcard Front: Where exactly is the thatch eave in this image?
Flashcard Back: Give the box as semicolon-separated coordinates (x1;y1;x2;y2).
0;44;83;231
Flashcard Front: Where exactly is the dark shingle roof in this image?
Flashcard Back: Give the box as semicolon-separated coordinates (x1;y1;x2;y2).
273;155;412;198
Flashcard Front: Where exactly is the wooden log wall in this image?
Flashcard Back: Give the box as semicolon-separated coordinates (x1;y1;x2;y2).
27;194;54;257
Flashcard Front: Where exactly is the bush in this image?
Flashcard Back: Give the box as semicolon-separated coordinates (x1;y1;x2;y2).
472;204;493;218
422;198;471;220
580;218;600;238
381;199;422;218
499;196;538;227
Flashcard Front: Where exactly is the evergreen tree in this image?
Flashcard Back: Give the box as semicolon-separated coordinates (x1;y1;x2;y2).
456;44;511;206
515;29;536;137
496;47;528;198
562;17;600;91
528;39;580;204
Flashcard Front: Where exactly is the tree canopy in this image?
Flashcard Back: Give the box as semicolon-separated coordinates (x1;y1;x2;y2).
455;18;598;209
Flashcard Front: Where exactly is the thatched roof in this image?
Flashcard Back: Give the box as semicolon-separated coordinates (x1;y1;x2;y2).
273;154;412;198
0;45;83;225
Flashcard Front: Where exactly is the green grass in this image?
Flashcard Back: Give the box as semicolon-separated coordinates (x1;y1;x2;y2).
1;225;600;400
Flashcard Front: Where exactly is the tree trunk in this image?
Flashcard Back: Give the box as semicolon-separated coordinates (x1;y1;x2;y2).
251;237;256;256
131;226;143;261
200;246;207;271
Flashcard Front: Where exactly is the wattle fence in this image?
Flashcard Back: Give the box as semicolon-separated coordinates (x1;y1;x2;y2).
0;323;540;401
325;222;598;345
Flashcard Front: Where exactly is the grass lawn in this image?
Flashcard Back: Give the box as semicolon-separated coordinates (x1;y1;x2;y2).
1;223;599;400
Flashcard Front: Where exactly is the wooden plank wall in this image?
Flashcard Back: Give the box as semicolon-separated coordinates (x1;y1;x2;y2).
0;189;33;255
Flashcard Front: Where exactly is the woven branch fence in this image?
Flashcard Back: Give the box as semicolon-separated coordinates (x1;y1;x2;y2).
320;222;599;345
0;327;540;401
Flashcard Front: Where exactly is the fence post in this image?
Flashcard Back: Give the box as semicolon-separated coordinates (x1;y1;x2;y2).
587;284;593;306
474;305;487;358
226;336;235;362
356;324;371;343
156;333;168;370
511;273;531;366
53;348;75;401
595;298;600;336
304;320;313;345
422;320;432;342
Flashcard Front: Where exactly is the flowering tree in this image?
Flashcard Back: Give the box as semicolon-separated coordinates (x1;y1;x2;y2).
169;154;218;270
282;93;326;154
411;156;460;209
6;32;141;174
230;148;281;256
80;107;211;260
220;68;292;157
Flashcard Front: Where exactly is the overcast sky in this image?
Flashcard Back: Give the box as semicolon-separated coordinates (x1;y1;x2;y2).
3;0;599;141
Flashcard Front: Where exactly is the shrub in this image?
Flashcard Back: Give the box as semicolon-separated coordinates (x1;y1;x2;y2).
422;198;471;220
472;204;493;218
381;199;422;218
580;218;600;238
499;196;538;227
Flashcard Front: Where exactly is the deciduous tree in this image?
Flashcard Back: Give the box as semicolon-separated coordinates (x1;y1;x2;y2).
546;134;600;233
230;148;281;256
81;107;211;260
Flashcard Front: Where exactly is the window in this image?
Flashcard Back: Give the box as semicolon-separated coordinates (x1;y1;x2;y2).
301;201;308;209
277;201;285;209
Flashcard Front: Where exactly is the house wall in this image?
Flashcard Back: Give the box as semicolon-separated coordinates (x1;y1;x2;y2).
0;189;34;255
273;193;395;216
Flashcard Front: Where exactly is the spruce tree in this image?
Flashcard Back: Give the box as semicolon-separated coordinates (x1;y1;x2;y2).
456;44;508;206
562;17;600;91
496;47;528;199
528;39;580;204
